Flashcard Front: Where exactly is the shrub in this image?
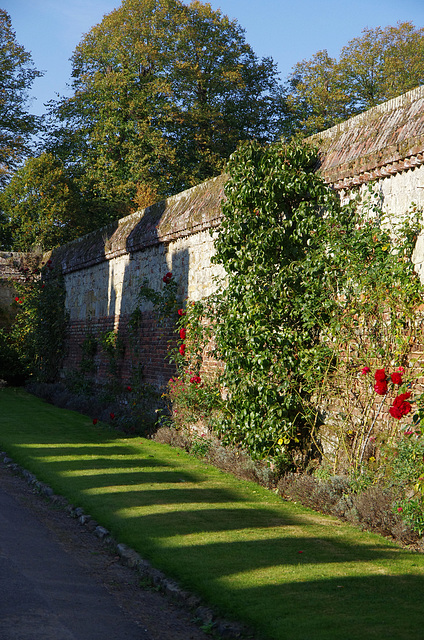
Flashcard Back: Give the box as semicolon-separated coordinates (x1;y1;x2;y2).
0;328;27;385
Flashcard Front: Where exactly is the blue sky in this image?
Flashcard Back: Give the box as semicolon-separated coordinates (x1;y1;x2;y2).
3;0;424;115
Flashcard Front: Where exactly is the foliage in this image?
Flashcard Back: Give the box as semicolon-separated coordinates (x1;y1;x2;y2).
0;328;26;385
189;433;212;458
45;0;286;212
390;435;424;490
285;50;349;136
146;139;424;475
0;153;88;251
177;135;424;477
286;21;424;136
99;329;125;378
120;379;161;435
130;273;180;329
161;0;285;190
7;258;68;383
304;192;424;476
0;10;42;189
165;372;223;432
388;433;424;535
133;273;224;433
211;138;346;459
79;333;98;374
395;498;424;537
165;296;224;431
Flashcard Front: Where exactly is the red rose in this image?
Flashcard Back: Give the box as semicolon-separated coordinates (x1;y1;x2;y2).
400;402;411;416
390;392;412;418
110;412;115;419
127;386;132;391
361;366;371;375
391;372;403;385
162;271;172;284
179;328;186;340
389;406;403;419
190;375;201;384
374;369;386;382
93;418;98;425
374;380;388;395
177;308;186;316
179;344;186;356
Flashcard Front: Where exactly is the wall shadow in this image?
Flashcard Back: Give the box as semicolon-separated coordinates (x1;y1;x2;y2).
15;432;424;638
109;201;190;393
5;399;424;640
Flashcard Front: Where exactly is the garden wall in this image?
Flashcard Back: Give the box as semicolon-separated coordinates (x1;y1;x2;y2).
4;86;424;390
49;174;227;388
314;85;424;277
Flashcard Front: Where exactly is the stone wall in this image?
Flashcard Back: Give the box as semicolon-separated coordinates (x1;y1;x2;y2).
4;86;424;390
313;85;424;277
49;174;227;388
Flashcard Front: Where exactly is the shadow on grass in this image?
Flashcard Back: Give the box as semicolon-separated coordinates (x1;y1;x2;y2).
2;389;424;640
233;572;424;640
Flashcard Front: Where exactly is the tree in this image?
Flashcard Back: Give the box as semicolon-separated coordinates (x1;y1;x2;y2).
286;50;349;137
0;153;87;251
162;0;284;188
0;10;42;187
45;0;286;214
286;21;424;136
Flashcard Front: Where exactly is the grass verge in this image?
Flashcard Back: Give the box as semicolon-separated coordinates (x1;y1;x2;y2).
1;387;424;640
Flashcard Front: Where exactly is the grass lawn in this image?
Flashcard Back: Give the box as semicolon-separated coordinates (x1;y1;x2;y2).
1;386;424;639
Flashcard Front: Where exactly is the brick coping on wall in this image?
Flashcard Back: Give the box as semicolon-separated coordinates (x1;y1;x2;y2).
48;174;228;275
311;85;424;190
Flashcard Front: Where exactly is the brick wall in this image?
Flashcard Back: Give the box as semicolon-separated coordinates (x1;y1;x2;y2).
48;175;227;389
4;87;424;391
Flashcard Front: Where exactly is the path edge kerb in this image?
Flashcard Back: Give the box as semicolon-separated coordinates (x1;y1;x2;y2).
0;451;252;640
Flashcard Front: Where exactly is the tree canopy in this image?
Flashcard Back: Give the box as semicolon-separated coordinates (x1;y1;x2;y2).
0;9;42;187
1;153;83;251
286;21;424;136
4;10;424;251
45;0;285;216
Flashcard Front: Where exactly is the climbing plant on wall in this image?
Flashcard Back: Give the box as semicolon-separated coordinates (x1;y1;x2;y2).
203;138;424;471
8;258;68;383
210;138;349;460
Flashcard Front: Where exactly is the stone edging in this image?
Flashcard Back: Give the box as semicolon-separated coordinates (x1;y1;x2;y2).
0;451;251;640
